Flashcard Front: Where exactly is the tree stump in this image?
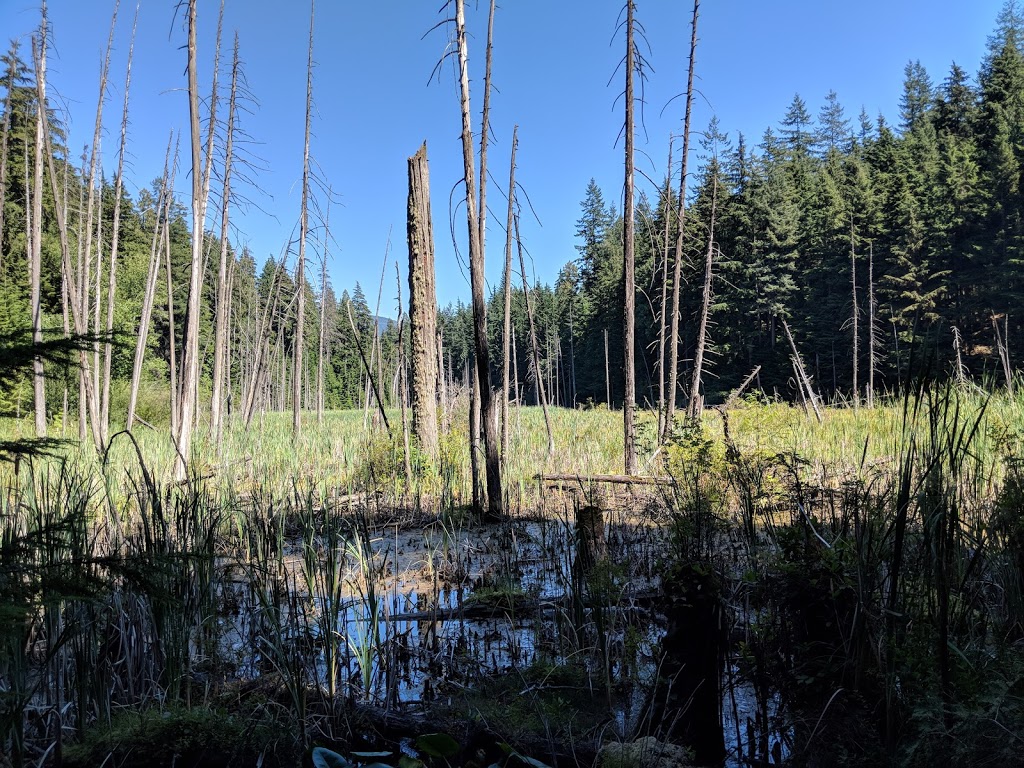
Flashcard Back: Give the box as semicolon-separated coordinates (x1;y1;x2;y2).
576;504;607;574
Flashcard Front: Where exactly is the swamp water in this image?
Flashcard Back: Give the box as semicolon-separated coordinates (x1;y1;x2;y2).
205;496;785;766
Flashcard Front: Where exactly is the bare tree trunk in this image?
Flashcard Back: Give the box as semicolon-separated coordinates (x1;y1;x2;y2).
242;257;285;428
686;164;717;421
477;0;495;263
36;54;100;448
622;0;638;474
470;352;483;512
666;0;699;440
395;265;413;483
516;214;554;457
60;161;70;435
211;35;240;445
29;17;48;438
868;241;876;408
277;332;286;411
407;143;440;465
293;1;315;439
128;135;175;431
605;328;610;406
199;0;224;224
568;300;577;405
77;0;118;445
176;0;207;478
436;330;448;432
657;138;674;439
93;178;103;410
165;222;179;438
0;41;19;276
501;126;519;462
346;299;391;433
783;319;822;423
316;196;331;423
454;0;502;518
100;5;138;444
76;154;87;441
850;220;859;409
994;314;1014;396
365;243;390;428
511;327;520;405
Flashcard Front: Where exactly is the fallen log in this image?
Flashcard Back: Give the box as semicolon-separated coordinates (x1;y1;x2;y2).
535;473;674;486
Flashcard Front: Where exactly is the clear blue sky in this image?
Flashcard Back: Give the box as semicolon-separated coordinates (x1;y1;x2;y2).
0;0;1006;312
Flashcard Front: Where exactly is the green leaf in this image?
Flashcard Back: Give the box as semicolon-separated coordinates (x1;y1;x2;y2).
415;732;460;759
497;744;551;768
352;752;393;760
313;747;355;768
398;756;425;768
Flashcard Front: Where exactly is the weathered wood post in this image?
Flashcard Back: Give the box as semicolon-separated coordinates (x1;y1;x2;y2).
407;142;440;466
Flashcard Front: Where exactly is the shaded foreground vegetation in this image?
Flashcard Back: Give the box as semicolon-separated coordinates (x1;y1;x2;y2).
3;382;1024;767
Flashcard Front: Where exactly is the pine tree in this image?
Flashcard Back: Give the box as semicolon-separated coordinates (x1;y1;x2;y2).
780;93;815;160
977;7;1024;326
899;60;934;134
817;90;852;155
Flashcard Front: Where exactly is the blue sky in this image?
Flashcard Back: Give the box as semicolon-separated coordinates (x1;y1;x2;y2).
0;0;1006;311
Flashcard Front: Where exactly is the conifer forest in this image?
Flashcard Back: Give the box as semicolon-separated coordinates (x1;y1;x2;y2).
3;2;1024;767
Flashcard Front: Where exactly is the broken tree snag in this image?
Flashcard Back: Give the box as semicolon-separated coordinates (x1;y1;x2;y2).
782;318;822;422
722;364;762;410
407;142;440;465
575;504;607;574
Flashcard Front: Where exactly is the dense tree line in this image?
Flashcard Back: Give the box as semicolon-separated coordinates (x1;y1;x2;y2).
443;5;1024;410
2;4;1022;434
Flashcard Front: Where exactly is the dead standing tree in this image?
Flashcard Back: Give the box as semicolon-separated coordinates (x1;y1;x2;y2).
500;126;518;464
211;34;242;447
293;0;315;440
127;134;176;431
656;137;674;440
174;0;227;476
516;213;554;458
176;0;204;476
0;41;19;277
99;3;139;446
76;0;119;446
450;0;503;519
665;0;700;441
29;7;48;438
316;192;333;424
686;132;719;421
34;36;103;449
620;0;639;474
407;142;440;466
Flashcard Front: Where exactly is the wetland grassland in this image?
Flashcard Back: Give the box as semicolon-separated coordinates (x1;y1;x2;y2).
3;389;1024;767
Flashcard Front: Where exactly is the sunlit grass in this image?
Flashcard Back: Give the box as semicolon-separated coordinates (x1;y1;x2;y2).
1;384;1020;509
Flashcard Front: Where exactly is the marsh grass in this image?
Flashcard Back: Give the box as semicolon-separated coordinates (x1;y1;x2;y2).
3;387;1024;765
